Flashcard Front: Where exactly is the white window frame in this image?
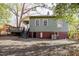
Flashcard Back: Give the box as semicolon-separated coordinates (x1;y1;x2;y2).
57;20;63;28
35;19;40;26
43;19;48;26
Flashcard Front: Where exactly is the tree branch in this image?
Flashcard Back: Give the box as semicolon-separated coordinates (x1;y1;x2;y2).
7;5;18;16
23;5;52;15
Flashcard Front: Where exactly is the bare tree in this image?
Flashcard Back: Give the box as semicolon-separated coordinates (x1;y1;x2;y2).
7;3;53;27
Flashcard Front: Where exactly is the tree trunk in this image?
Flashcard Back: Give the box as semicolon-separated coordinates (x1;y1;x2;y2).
16;16;18;28
16;4;19;28
18;3;25;27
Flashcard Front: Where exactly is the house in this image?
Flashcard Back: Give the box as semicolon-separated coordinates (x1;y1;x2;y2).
27;16;69;39
0;24;12;35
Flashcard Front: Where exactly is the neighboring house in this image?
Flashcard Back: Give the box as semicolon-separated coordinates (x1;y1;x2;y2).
28;16;68;39
0;24;13;35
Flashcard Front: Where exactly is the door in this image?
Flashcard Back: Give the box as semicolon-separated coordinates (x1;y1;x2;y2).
33;32;36;38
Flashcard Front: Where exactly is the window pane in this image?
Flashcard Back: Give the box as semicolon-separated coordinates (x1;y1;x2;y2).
44;20;48;26
35;20;40;26
57;20;63;28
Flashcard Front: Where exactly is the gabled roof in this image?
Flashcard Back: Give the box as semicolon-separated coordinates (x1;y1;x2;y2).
29;16;63;19
22;16;64;21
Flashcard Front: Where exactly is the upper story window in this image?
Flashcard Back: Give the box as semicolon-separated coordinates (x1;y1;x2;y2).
57;20;63;28
43;19;48;26
35;19;40;26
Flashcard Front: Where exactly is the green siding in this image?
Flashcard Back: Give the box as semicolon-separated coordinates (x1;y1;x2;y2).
30;18;68;32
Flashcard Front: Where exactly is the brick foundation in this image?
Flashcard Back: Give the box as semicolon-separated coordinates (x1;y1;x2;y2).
28;32;68;39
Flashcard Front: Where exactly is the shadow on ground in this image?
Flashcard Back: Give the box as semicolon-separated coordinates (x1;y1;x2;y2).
0;36;79;56
0;44;78;56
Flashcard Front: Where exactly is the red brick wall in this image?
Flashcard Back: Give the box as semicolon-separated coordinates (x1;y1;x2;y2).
42;32;51;39
36;32;40;38
29;32;68;39
58;32;68;39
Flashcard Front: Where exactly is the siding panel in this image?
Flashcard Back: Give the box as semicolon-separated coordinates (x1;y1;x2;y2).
30;18;68;32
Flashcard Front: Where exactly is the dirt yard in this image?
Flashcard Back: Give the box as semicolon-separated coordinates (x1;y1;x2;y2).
0;36;79;56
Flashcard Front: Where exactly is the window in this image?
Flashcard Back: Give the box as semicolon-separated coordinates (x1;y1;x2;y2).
35;19;40;26
57;20;63;28
43;19;48;26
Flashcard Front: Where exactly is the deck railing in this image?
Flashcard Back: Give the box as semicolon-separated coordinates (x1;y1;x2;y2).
9;27;24;32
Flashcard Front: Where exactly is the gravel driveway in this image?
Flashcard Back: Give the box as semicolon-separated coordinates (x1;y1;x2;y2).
0;36;78;56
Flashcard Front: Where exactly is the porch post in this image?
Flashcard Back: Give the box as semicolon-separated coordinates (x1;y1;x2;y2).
32;32;33;38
